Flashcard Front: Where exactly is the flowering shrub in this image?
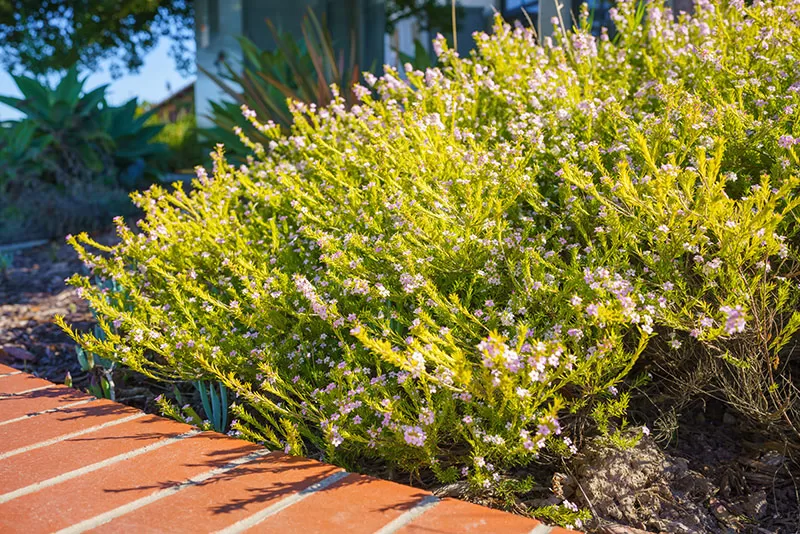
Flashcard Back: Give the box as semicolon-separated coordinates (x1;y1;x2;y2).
59;0;800;508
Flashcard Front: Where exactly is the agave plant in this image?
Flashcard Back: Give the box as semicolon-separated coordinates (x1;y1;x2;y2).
0;67;167;189
0;120;45;193
0;69;114;185
201;9;361;160
106;98;169;186
75;340;116;400
155;381;230;434
0;250;13;280
195;381;230;433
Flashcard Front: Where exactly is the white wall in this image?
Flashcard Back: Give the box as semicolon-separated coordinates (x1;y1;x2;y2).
194;0;501;126
384;17;430;70
194;0;244;129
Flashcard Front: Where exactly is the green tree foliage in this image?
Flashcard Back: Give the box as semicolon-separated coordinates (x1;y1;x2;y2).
0;0;194;77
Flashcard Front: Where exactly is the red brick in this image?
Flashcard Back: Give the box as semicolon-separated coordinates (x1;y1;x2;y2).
0;432;260;532
0;398;141;453
397;497;543;534
0;363;18;375
0;373;580;533
255;473;432;533
0;385;91;423
0;414;193;495
94;452;343;533
0;373;53;395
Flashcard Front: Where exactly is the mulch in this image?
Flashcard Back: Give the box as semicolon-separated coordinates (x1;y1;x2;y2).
0;230;162;412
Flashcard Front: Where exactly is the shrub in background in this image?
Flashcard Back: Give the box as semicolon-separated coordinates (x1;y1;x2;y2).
61;0;800;523
0;68;167;242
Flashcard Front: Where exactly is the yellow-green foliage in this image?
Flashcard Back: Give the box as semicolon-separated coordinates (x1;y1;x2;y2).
60;0;800;498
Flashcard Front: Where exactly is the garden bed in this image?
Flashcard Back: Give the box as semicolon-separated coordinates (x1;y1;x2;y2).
7;1;800;532
3;230;797;532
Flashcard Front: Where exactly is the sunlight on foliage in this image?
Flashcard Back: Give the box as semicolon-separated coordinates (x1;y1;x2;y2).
59;1;800;522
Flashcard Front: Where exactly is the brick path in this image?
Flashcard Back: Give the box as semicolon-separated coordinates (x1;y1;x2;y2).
0;364;577;533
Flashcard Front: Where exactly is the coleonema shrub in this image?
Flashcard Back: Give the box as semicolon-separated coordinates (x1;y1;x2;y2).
60;0;800;506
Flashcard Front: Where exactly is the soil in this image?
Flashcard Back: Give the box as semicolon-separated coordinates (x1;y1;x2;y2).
0;230;164;412
568;423;799;534
2;233;799;534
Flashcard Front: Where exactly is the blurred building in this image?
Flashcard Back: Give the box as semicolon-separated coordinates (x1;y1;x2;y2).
148;82;195;123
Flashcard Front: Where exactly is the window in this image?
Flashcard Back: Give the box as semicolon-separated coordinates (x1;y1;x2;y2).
502;0;538;18
197;0;219;49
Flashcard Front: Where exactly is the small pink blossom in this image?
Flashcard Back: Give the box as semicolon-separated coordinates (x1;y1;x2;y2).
403;425;426;447
720;305;746;334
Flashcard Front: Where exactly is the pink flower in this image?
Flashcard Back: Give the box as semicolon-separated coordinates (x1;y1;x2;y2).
331;426;343;447
432;34;445;57
400;273;424;293
352;84;370;100
419;408;434;425
409;352;426;377
403;425;426;447
720;305;746;334
567;328;583;339
240;105;256;119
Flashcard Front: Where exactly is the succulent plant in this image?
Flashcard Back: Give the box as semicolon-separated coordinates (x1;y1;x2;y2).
195;381;230;433
75;330;115;400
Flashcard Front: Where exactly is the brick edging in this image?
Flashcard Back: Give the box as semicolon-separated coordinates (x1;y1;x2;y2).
0;364;579;533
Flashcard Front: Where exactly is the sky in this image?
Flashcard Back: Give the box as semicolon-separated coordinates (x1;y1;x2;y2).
0;39;196;121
